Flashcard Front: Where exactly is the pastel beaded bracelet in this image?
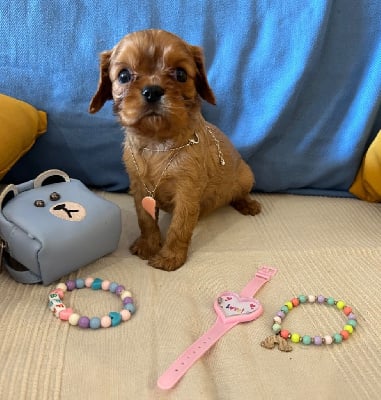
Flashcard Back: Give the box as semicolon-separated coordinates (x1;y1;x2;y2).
48;277;136;329
261;294;357;351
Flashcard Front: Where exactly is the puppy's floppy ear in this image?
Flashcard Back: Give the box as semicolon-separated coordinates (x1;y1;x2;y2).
89;50;113;113
190;45;216;105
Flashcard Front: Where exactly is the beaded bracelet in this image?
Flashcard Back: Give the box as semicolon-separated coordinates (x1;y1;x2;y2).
261;294;357;352
48;277;136;329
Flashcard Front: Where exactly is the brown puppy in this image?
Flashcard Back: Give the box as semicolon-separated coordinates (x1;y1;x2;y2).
89;29;261;271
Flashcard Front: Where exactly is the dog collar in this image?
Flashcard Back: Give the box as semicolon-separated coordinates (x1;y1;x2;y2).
157;266;277;390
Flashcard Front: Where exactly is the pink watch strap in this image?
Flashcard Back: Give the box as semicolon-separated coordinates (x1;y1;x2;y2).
157;318;237;390
240;266;277;298
157;266;277;390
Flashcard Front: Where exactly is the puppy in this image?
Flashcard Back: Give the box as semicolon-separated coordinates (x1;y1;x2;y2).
89;29;261;271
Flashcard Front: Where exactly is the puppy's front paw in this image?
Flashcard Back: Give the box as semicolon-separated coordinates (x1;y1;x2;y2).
148;249;187;271
130;236;161;260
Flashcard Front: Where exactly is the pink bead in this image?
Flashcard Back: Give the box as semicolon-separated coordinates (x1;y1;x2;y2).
120;309;131;321
101;280;111;291
101;315;112;328
59;308;73;321
85;277;94;288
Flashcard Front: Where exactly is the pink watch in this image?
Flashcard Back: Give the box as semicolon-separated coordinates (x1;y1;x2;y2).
157;266;277;390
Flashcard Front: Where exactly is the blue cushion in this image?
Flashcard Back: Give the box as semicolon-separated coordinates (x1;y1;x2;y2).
1;1;381;195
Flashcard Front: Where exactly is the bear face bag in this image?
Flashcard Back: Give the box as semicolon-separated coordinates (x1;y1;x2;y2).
0;170;121;285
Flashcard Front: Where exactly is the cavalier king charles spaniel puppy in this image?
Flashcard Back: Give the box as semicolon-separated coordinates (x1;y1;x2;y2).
89;29;260;271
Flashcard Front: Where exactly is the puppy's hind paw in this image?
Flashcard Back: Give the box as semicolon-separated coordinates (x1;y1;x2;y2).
231;196;261;216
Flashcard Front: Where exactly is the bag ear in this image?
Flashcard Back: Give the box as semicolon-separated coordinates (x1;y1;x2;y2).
33;169;70;189
89;50;114;113
190;45;216;105
0;184;18;209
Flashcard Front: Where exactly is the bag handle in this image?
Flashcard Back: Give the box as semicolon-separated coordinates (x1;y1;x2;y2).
0;184;18;211
0;170;70;210
34;169;70;188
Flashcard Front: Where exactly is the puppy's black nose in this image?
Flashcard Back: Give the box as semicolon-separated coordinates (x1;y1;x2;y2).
141;85;165;103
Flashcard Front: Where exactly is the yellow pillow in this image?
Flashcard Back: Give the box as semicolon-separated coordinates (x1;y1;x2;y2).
350;129;381;202
0;94;47;179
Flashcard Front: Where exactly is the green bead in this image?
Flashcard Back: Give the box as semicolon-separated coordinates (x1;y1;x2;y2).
272;323;281;334
280;305;289;314
302;335;312;345
333;333;342;343
327;297;335;306
298;295;307;303
347;319;357;328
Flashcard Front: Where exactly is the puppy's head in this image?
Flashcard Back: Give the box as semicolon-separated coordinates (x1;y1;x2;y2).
89;30;215;135
89;29;216;137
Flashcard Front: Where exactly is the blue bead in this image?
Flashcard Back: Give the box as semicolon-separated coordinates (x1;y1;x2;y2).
75;278;85;289
109;282;118;293
91;278;103;290
90;317;101;329
109;312;122;326
124;303;136;314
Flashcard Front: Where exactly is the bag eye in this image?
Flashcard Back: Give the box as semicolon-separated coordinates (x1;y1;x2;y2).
118;69;132;84
175;68;187;82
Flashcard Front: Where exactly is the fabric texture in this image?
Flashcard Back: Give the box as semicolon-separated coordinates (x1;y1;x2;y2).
0;94;46;179
1;1;381;195
350;129;381;202
0;192;380;399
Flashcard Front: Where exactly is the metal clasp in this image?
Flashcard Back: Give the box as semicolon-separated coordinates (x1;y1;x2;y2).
188;133;200;145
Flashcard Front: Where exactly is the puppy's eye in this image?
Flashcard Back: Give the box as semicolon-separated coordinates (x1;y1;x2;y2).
175;68;187;82
118;69;132;84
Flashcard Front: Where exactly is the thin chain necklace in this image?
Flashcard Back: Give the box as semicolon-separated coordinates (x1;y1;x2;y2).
127;132;200;219
127;126;225;219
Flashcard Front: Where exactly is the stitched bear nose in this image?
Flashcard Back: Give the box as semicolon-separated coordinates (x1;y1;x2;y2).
141;85;165;103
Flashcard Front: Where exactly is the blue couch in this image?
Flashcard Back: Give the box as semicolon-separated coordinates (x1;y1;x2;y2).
1;1;381;195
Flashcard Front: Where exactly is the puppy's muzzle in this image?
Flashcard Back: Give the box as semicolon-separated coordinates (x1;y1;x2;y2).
142;85;165;103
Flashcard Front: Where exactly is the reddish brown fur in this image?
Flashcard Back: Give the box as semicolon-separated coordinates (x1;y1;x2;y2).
89;29;261;271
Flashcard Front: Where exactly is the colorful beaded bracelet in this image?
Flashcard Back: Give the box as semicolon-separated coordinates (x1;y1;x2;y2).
261;294;357;352
48;277;136;329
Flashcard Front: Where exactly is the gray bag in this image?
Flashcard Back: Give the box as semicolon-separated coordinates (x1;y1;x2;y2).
0;169;121;285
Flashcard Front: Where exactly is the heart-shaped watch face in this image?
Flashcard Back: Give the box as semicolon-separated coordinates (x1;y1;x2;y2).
214;292;263;324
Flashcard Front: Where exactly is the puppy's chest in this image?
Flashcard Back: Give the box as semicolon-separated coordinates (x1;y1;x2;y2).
125;151;181;194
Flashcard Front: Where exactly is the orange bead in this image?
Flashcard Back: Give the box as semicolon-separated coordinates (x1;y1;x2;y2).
340;330;350;340
343;306;352;316
291;297;300;307
280;329;290;339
